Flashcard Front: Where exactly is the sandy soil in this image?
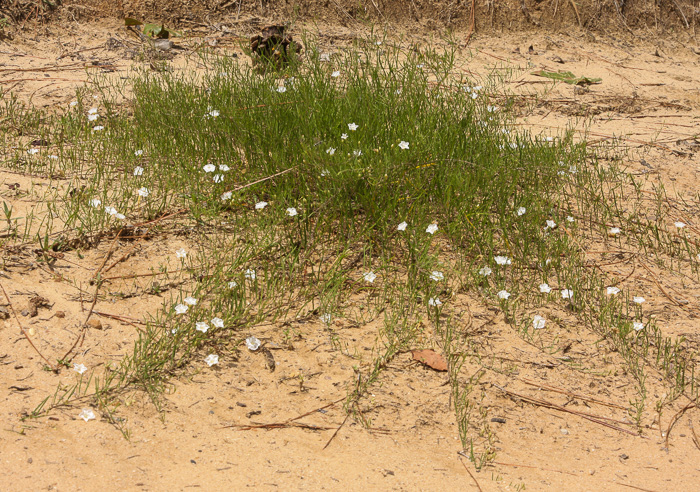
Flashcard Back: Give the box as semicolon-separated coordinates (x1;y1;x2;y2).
1;13;700;492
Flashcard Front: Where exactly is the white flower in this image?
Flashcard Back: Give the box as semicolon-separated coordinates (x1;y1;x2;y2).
609;227;621;235
174;303;188;314
79;408;96;422
176;248;187;258
219;164;230;172
320;169;330;177
27;148;39;155
495;256;511;266
319;53;330;62
428;297;442;307
221;191;232;201
326;147;336;155
184;296;197;306
497;290;510;300
471;92;478;100
203;163;216;173
397;221;407;231
134;166;144;176
134;150;143;156
561;289;574;299
517;207;526;216
395;88;402;95
171;328;178;335
104;206;117;216
633;296;645;304
70;100;78;107
228;281;237;288
196;322;209;333
567;216;575;222
348;123;358;131
88;107;98;115
245;269;256;280
204;354;219;366
363;271;377;283
331;71;340;78
255;201;268;210
426;223;438;235
320;313;332;324
87;114;99;122
48;155;58;160
353;150;362;157
246;336;261;351
398;141;409;150
569;165;577;174
93;126;104;131
137;187;149;197
674;221;686;229
479;266;492;276
633;322;644;331
73;363;87;375
89;198;101;208
429;271;444;281
539;283;552;293
546;220;557;229
487;105;498;112
286;207;298;216
208;109;220;118
211;317;224;328
533;315;546;329
276;86;287;93
607;287;620;295
341;133;348;140
213;174;224;183
115;213;125;220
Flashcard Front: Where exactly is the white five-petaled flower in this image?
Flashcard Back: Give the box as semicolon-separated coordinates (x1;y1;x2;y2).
497;290;510;300
196;322;209;333
674;221;686;229
70;100;78;107
561;289;574;299
276;86;287;93
546;220;557;229
397;221;407;231
219;164;230;172
539;283;552;293
517;207;526;216
567;216;575;222
184;296;197;306
429;271;444;281
204;354;219;366
93;126;104;131
245;269;256;280
221;191;232;201
73;363;87;375
398;141;409;150
211;317;224;328
176;248;187;259
353;150;362;157
286;207;298;217
27;148;39;155
533;315;546;329
134;149;143;156
363;271;377;283
633;296;645;304
479;266;492;276
228;281;237;288
134;166;144;176
319;53;330;62
326;147;336;155
87;114;99;122
49;155;58;159
609;227;621;235
174;303;188;314
213;174;224;183
104;206;117;216
137;187;149;197
426;223;438;235
203;163;216;173
331;71;340;78
115;213;125;220
320;169;330;177
320;313;332;324
494;256;511;266
607;286;620;295
341;133;348;140
246;336;261;351
428;297;442;307
348;123;358;131
88;107;98;115
208;109;220;118
633;322;644;331
255;201;268;210
90;198;101;208
79;408;96;422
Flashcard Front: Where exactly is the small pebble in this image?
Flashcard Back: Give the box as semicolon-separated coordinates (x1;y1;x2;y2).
560;428;569;435
491;417;507;424
86;319;102;330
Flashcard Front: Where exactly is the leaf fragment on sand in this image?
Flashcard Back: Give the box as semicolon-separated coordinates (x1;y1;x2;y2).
410;349;448;372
